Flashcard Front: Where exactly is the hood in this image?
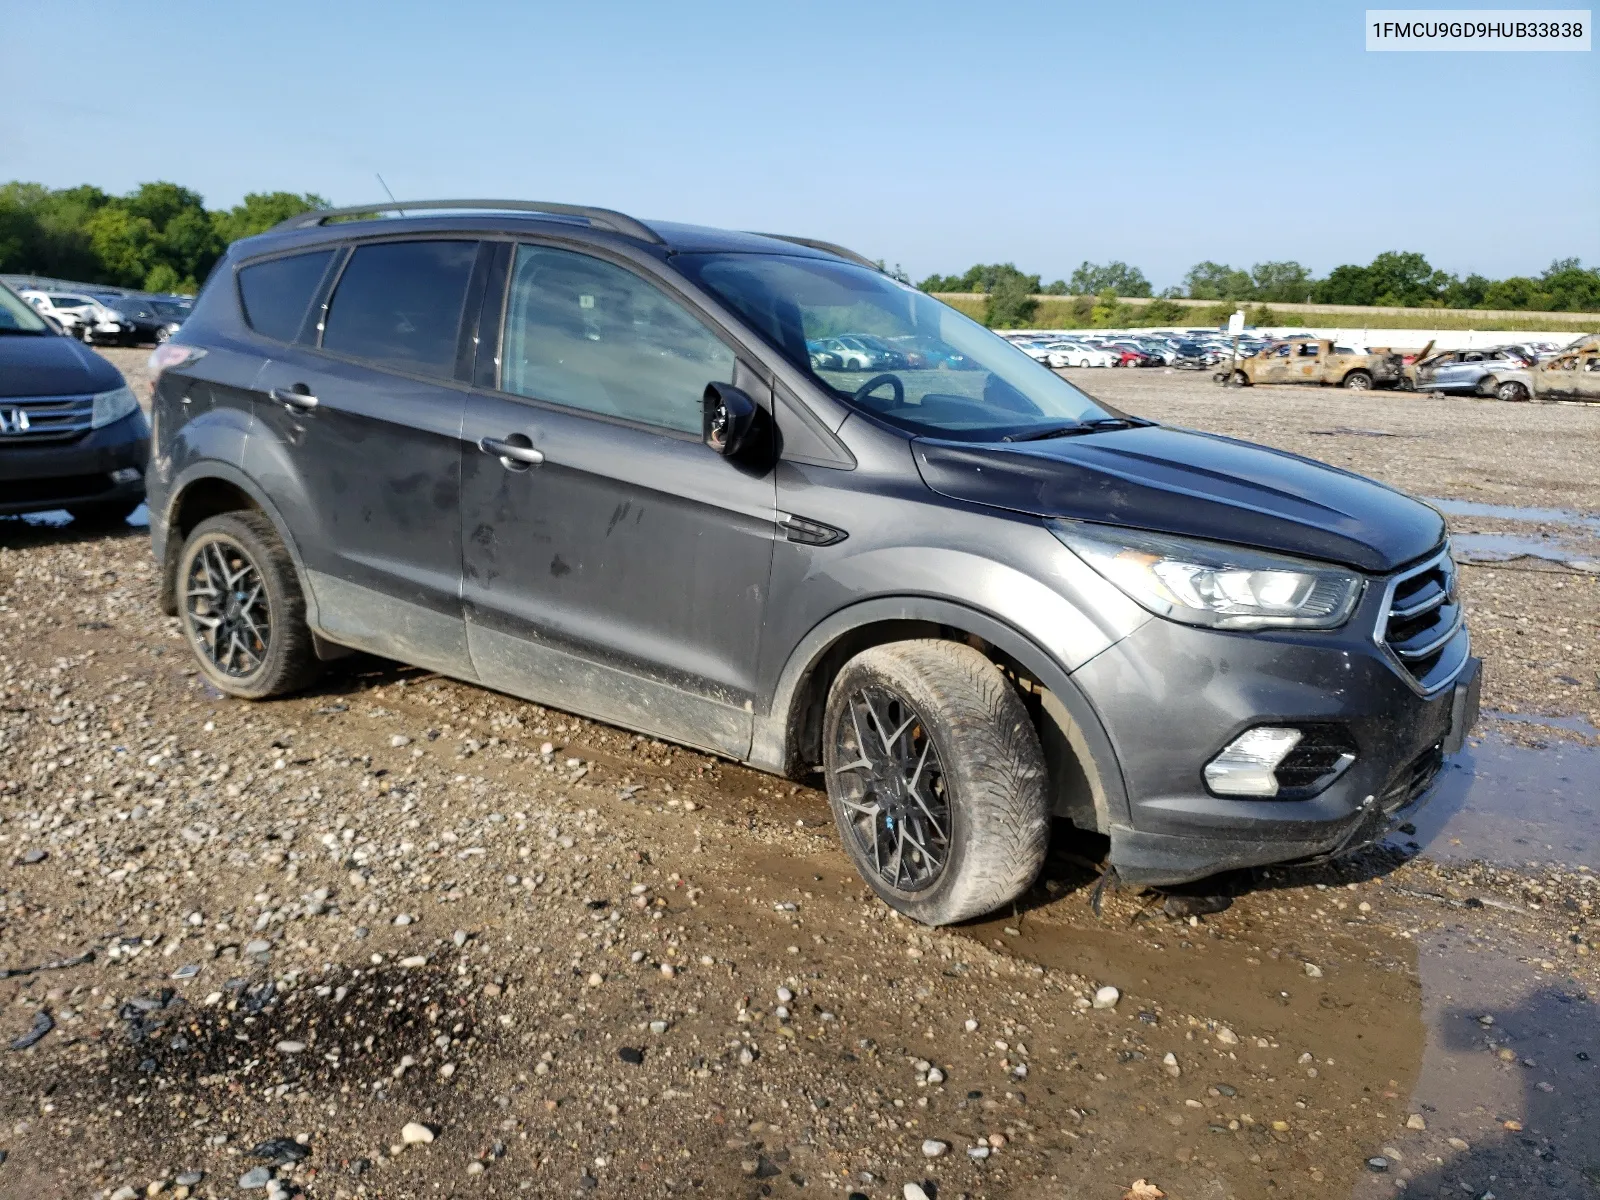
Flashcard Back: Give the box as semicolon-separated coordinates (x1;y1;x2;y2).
913;425;1445;573
0;333;124;398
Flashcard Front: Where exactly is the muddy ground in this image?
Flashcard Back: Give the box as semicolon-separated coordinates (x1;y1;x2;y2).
0;355;1595;1200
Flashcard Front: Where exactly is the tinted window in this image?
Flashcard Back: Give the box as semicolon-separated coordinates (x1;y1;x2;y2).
500;245;733;433
238;250;335;343
322;240;478;378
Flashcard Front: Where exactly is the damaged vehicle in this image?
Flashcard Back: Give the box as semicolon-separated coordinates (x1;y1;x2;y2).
144;200;1480;925
1224;338;1404;390
1469;335;1600;403
1404;343;1537;396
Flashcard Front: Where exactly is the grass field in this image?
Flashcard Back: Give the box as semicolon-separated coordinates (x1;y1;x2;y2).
934;294;1600;334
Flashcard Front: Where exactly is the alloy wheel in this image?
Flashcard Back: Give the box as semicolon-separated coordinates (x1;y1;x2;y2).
830;685;951;892
184;537;271;677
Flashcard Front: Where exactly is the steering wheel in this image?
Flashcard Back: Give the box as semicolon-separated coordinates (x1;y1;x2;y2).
851;373;904;408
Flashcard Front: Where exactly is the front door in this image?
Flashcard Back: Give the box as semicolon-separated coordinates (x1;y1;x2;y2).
460;242;777;758
247;238;486;678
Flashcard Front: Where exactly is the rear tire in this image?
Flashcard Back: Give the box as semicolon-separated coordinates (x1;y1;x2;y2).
1496;380;1531;403
1342;370;1372;390
176;511;320;700
822;640;1049;926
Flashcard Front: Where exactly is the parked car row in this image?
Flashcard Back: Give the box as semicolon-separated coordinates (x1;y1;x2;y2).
1414;336;1600;403
1004;329;1274;371
17;287;189;346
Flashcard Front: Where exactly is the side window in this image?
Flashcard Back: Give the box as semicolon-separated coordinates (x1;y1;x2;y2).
238;250;335;343
322;240;478;379
500;244;734;433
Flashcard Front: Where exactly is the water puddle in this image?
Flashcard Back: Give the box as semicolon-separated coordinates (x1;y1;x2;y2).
1399;733;1600;869
0;504;149;530
1451;532;1600;571
1490;710;1600;738
1423;497;1600;534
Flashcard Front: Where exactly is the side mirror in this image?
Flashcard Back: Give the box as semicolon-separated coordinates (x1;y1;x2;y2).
703;382;758;457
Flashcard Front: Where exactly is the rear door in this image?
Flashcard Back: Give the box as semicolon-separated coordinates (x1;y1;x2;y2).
458;241;777;757
247;238;487;677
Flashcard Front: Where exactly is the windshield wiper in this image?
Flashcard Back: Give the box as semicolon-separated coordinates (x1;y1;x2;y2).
1002;424;1087;442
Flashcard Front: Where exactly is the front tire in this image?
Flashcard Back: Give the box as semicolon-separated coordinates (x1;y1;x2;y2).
1496;379;1531;403
177;511;320;699
822;640;1049;926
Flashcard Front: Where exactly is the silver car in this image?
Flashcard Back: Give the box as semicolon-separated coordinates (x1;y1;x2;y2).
1411;347;1534;395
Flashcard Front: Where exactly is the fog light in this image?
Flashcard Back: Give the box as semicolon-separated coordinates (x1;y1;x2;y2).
1205;727;1303;797
110;467;141;484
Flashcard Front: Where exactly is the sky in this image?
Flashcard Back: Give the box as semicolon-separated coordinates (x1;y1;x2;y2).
4;0;1595;289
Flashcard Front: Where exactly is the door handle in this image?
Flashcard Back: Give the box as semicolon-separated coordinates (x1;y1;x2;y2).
269;386;319;411
479;436;545;468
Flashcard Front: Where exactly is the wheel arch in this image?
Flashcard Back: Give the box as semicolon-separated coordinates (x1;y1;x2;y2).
157;464;312;625
752;597;1130;833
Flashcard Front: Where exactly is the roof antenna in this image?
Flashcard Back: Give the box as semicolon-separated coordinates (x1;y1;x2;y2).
375;173;403;216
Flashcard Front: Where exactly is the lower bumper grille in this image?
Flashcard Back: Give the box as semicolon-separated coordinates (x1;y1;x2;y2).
1382;742;1444;813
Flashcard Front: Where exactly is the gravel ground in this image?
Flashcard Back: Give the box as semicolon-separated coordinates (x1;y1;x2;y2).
0;353;1593;1200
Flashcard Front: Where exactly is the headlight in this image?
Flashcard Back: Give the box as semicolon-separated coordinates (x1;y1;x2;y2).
1048;521;1363;630
91;385;140;429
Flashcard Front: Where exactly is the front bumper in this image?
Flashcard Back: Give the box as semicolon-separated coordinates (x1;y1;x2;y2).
1074;588;1479;886
0;410;150;516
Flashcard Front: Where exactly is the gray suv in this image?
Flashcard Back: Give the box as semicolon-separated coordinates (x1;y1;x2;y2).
146;200;1481;925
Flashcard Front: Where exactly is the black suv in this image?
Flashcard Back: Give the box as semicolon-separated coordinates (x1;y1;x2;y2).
146;201;1480;925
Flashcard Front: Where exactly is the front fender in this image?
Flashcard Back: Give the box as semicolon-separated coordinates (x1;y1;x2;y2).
751;595;1134;831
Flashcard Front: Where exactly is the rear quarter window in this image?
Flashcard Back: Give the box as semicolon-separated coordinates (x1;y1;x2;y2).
238;249;336;343
320;240;478;379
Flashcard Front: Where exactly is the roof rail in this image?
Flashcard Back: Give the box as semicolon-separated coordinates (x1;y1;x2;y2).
748;234;881;272
269;200;664;245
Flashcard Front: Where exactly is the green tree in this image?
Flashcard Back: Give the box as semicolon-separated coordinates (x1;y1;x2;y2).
1538;259;1600;311
1480;276;1546;311
1040;279;1069;295
1069;260;1151;297
983;270;1038;328
1441;273;1491;309
213;191;329;244
1314;263;1376;306
1139;297;1188;324
1249;260;1313;303
83;206;158;288
1184;261;1253;301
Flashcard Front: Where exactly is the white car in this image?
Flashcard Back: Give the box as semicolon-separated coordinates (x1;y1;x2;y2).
1046;341;1116;368
19;290;131;345
1013;340;1055;363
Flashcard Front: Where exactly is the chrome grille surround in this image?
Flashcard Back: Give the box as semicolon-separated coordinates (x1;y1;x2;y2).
0;394;95;444
1372;544;1470;697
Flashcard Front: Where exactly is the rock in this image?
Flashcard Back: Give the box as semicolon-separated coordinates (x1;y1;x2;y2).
1366;1156;1389;1172
393;913;413;926
659;963;676;978
466;1162;484;1176
1162;1052;1181;1077
110;1189;137;1200
903;1185;931;1200
401;1122;435;1145
400;955;427;968
649;1020;669;1035
243;939;271;957
926;1067;945;1084
1304;963;1324;979
776;987;794;1004
275;1040;306;1054
1215;1027;1240;1046
739;1047;757;1065
1406;1113;1427;1130
964;1019;979;1032
250;1139;309;1164
238;1167;273;1189
968;1145;991;1160
618;1047;644;1065
1093;986;1120;1010
587;972;604;987
921;1139;948;1158
452;929;469;948
18;849;46;865
1448;1136;1470;1151
175;1174;203;1188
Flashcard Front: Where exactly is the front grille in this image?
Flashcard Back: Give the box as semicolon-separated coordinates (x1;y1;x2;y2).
1275;724;1359;796
1378;549;1468;693
0;394;94;443
1381;742;1444;812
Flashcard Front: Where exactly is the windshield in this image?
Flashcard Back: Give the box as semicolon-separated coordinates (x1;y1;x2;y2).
0;285;50;334
677;253;1114;441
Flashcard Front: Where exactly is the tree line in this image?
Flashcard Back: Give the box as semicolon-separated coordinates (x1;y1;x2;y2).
919;253;1600;328
0;182;327;294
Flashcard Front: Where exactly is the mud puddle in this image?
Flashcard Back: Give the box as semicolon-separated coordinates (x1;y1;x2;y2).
1451;532;1600;571
1350;919;1599;1198
1396;733;1600;869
